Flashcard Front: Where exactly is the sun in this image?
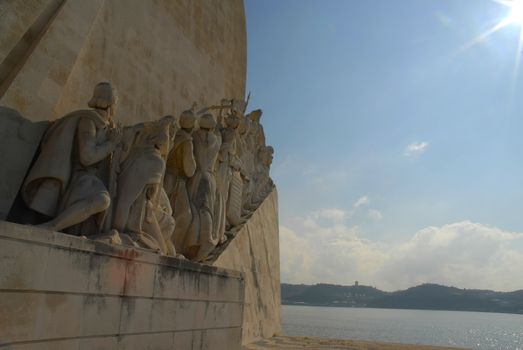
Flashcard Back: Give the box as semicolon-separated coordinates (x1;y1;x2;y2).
506;0;523;24
458;0;523;94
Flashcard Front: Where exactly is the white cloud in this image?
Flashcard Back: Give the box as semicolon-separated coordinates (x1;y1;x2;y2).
353;196;369;208
404;141;429;157
309;197;370;224
280;226;317;283
312;208;347;222
379;221;523;290
368;209;383;221
280;214;523;291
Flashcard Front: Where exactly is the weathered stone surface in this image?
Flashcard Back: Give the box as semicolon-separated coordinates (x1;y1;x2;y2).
0;0;246;125
0;107;47;220
213;188;281;345
0;1;281;348
0;0;54;71
1;0;273;263
0;220;244;349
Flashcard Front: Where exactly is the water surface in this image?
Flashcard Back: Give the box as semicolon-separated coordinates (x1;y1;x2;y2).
282;305;523;350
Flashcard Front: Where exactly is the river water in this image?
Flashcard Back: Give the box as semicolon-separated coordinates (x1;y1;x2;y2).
282;305;523;349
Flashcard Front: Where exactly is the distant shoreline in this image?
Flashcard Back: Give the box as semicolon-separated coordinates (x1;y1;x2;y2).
281;282;523;315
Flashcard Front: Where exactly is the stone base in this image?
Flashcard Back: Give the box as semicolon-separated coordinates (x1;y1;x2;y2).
213;188;281;345
0;220;244;350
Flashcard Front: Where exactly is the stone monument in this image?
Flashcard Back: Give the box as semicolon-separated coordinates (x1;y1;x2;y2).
0;1;280;348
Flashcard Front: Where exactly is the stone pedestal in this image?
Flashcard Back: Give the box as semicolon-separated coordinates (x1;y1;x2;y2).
0;220;244;350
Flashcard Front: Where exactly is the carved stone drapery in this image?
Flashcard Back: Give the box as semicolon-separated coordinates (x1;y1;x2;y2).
8;82;274;261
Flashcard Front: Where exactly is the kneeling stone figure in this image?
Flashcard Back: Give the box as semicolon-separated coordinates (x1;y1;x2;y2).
22;82;121;236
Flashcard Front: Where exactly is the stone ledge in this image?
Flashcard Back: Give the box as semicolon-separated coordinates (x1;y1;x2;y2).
1;327;242;349
0;220;242;280
0;220;245;349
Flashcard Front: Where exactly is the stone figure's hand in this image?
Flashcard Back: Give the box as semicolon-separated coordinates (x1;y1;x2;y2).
107;125;123;146
230;157;241;171
146;185;158;200
240;170;250;181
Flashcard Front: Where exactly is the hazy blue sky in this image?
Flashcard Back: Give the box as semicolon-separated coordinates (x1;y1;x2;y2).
244;0;523;291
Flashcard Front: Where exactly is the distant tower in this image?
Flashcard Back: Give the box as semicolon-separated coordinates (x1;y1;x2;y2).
355;281;359;286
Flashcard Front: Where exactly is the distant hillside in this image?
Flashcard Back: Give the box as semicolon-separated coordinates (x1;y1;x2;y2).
281;283;523;314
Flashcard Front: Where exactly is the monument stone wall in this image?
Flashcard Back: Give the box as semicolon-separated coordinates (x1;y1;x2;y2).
0;1;281;348
0;221;244;350
0;0;246;125
213;189;281;345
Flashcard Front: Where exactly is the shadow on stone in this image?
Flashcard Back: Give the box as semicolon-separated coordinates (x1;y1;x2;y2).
0;106;48;222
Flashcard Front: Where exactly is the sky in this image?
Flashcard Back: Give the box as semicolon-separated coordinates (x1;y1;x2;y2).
244;0;523;292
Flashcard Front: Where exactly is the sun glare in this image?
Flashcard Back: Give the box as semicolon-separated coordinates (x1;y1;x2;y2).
507;0;523;24
457;0;523;102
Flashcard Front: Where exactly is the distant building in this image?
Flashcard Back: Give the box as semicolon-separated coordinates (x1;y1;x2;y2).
355;281;359;286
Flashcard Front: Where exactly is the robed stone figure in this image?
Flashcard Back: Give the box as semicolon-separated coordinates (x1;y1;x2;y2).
184;113;222;260
22;82;121;235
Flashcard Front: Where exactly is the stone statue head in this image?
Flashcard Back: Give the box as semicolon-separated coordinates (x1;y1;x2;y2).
138;115;176;157
198;113;217;131
259;145;274;167
179;110;196;131
247;109;262;123
88;82;117;117
225;112;241;129
231;99;247;116
220;98;232;108
162;113;177;138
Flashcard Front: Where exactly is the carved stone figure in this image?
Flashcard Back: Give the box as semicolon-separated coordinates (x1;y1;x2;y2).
249;145;274;209
146;187;177;255
21;82;121;235
13;90;274;260
242;109;267;215
247;109;265;149
184;113;222;260
216;98;231;129
218;112;243;228
165;110;197;254
237;115;254;215
112;116;177;255
231;98;248;117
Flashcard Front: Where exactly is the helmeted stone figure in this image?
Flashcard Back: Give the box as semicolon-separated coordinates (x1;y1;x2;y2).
22;82;122;235
165;110;197;254
184;113;222;260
